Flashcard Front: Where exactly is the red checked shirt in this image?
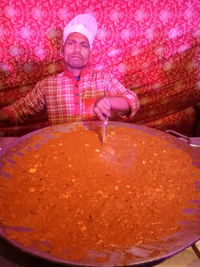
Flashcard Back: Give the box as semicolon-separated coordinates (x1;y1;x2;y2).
3;68;139;124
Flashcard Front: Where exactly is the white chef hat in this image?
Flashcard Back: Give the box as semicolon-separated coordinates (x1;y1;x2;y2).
63;14;98;48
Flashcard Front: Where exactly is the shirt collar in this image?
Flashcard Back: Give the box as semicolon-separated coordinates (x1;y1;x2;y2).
64;66;89;80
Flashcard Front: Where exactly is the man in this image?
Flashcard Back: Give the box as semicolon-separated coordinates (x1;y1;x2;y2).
0;14;139;125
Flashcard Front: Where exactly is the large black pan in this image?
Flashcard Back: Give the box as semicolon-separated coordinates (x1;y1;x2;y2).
0;122;200;267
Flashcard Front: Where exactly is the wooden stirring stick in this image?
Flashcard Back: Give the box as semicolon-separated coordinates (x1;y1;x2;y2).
102;117;108;143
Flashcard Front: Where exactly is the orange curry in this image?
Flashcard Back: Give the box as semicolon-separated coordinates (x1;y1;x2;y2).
0;125;200;264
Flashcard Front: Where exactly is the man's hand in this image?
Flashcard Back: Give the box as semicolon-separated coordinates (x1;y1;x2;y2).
93;97;111;121
93;96;130;121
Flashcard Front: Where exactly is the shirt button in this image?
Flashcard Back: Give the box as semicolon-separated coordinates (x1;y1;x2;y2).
75;93;79;96
76;102;79;105
75;84;78;88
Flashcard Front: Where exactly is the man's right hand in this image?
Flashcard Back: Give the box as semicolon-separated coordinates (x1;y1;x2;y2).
93;97;111;121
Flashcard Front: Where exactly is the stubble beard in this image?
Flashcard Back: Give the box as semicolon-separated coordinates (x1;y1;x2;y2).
66;57;88;70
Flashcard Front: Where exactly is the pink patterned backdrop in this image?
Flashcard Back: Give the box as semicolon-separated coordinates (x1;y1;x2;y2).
0;0;200;135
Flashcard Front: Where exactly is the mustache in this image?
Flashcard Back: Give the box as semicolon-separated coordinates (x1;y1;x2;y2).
70;53;83;58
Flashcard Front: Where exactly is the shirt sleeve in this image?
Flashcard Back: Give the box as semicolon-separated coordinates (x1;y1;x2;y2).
2;80;46;124
105;73;140;120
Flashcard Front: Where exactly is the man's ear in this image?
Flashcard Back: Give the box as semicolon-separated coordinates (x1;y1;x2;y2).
61;43;65;56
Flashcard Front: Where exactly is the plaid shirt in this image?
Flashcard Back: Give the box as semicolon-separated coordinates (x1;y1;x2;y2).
3;68;139;124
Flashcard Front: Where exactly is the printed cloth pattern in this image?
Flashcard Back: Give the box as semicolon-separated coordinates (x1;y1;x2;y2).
0;0;199;135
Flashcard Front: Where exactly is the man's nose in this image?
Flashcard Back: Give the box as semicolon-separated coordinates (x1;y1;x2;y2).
74;43;81;51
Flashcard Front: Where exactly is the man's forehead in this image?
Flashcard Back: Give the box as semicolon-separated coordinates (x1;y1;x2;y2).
67;32;89;43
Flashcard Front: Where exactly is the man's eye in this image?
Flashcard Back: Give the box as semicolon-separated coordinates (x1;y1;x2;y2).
82;43;89;49
67;41;74;45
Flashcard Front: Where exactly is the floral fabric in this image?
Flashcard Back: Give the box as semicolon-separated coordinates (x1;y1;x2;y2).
0;0;199;136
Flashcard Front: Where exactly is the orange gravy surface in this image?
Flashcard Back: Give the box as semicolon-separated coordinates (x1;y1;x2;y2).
0;125;200;263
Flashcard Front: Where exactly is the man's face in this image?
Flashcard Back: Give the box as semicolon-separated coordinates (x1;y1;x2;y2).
64;32;90;70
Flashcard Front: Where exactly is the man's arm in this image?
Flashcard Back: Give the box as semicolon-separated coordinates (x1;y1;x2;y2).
0;80;46;124
93;96;130;121
93;73;140;121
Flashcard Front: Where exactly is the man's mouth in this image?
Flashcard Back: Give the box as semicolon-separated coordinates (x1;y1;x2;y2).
71;54;82;60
